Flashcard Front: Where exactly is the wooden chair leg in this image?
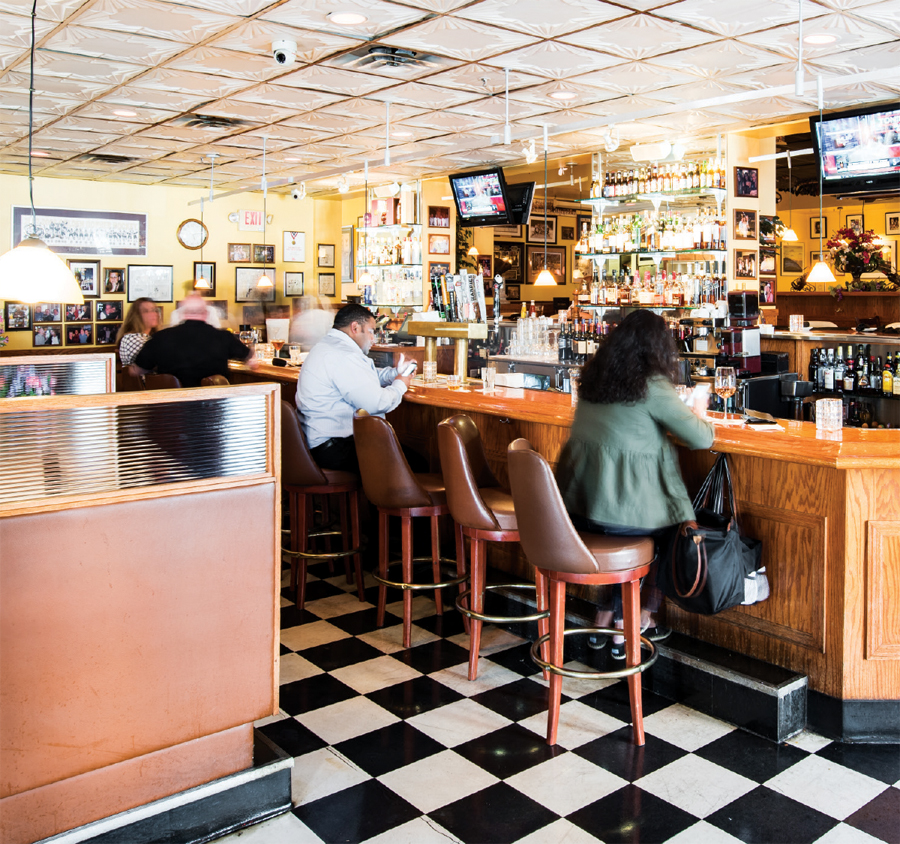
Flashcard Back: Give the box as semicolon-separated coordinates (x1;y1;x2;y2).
622;578;645;746
296;493;309;610
431;513;443;616
546;578;567;746
350;489;364;602
402;515;414;648
377;510;389;628
455;521;469;635
467;538;486;681
339;492;353;584
535;570;550;682
288;491;299;592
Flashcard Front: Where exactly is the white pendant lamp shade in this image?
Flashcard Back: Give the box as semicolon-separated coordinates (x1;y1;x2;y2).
807;260;836;284
0;237;84;304
781;227;799;242
193;273;212;290
534;269;556;286
255;270;274;289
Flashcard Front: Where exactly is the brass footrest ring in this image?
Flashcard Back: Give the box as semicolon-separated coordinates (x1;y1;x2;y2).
373;558;467;592
281;543;361;561
456;584;550;624
530;627;658;681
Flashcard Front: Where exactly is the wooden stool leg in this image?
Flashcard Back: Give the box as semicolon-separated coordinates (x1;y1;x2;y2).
339;492;353;584
431;513;443;616
402;515;414;648
350;490;364;602
296;493;309;610
321;496;333;565
468;538;486;681
288;491;299;592
547;578;567;746
535;570;550;682
455;521;469;635
377;510;389;628
622;578;645;746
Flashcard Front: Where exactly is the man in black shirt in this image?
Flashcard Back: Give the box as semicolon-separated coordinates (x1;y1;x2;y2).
132;295;255;386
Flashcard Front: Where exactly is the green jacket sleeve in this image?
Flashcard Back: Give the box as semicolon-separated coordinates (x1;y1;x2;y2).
647;377;715;450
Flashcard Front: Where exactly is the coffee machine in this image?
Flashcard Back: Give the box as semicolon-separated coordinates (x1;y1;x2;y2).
720;291;761;375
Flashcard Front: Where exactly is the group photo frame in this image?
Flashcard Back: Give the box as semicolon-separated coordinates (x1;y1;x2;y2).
734;209;757;240
734;166;759;198
127;265;173;302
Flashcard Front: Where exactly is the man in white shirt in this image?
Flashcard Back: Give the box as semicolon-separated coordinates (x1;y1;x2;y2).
297;303;415;473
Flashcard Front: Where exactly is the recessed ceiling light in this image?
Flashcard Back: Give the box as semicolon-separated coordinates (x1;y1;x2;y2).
113;109;138;117
392;131;412;138
285;156;302;161
804;33;837;45
549;90;577;100
327;11;368;25
30;150;50;157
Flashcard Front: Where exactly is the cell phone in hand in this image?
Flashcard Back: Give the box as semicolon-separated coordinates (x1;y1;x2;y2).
401;362;417;376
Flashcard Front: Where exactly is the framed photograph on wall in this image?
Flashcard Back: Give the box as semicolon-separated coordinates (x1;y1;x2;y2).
759;215;778;246
104;267;125;293
810;217;828;239
67;260;101;298
5;302;31;330
847;214;864;234
734;249;757;280
283;231;306;262
428;233;451;255
34;324;62;347
759;247;777;276
33;303;61;323
577;214;592;241
341;226;353;283
95;323;121;346
12;206;146;256
228;243;251;263
428;263;450;296
318;272;336;296
734;166;759;198
492;224;522;238
506;283;521;301
781;242;805;274
493;241;523;281
526;245;566;285
476;255;492;278
193;261;216;296
886;212;900;236
560;225;575;241
65;303;91;322
284;271;304;297
317;243;335;268
253;244;275;264
734;209;757;240
64;324;91;346
428;206;450;228
759;276;776;306
96;300;124;322
235;267;275;302
127;265;173;302
528;215;557;245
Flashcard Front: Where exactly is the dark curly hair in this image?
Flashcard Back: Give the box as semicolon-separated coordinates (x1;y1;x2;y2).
578;310;678;404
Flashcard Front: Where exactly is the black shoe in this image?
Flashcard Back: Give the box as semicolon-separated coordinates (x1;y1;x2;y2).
587;633;607;650
644;625;672;642
610;640;626;660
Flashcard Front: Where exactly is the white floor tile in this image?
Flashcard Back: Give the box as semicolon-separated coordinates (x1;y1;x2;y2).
430;659;521;697
813;823;887;844
290;747;370;806
512;818;606;844
378;749;499;813
304;592;373;619
507;752;627;816
296;696;399;745
323;572;379;594
281;620;349;652
279;653;324;685
279;595;293;608
222;811;323;843
636;754;756;818
641;703;735;751
447;627;526;654
362;816;463;844
766;755;887;820
385;595;442;621
786;730;833;753
408;698;513;747
253;709;289;728
331;654;422;694
664;820;745;843
357;623;440;654
518;700;625;749
527;663;618;699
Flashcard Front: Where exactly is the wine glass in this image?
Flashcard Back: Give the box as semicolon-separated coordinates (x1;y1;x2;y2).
715;366;737;416
270;338;285;359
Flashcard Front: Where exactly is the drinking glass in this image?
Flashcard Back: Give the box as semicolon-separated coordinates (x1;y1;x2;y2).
271;339;285;358
815;398;843;432
257;343;274;363
289;345;303;366
715;366;737;415
481;363;496;392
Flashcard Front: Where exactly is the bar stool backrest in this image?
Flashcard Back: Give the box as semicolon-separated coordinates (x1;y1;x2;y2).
143;373;182;390
281;401;328;488
507;438;601;575
353;410;432;509
200;374;230;387
437;415;502;531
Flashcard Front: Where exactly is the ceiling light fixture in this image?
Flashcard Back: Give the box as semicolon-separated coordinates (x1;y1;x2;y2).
30;149;50;157
795;0;805;96
804;33;836;45
782;149;799;242
535;124;556;287
327;11;367;25
603;125;620;153
549;89;576;101
467;246;479;257
113;109;137;117
0;0;83;306
256;138;274;290
807;75;836;285
194;154;216;291
392;130;412;138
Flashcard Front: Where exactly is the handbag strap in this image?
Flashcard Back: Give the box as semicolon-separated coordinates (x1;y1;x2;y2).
671;521;708;598
720;454;741;528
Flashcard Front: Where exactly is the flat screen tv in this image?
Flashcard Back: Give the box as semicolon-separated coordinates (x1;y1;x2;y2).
506;181;535;226
810;102;900;196
448;167;511;227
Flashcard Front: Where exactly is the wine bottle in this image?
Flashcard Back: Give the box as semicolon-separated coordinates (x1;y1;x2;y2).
823;348;834;393
883;354;894;396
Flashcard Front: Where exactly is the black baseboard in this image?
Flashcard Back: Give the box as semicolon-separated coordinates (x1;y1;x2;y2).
41;731;293;844
807;690;900;744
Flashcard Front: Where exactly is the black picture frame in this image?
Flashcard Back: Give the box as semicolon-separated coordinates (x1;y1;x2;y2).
318;272;336;296
253;244;275;264
96;300;124;322
526;245;566;284
284;271;304;297
235;267;276;302
734;166;759;198
317;243;335;268
64;323;92;346
127;265;174;302
506;283;521;301
193;261;216;297
67;259;101;298
428;206;451;228
5;302;31;331
33;324;62;347
528;215;557;245
95;322;121;346
493;241;523;282
810;217;828;239
560;225;575;241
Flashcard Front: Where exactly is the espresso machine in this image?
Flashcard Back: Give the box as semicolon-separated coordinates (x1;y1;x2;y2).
678;316;726;377
720;291;761;375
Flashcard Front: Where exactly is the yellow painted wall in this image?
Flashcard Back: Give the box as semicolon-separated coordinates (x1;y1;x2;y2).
0;174;342;352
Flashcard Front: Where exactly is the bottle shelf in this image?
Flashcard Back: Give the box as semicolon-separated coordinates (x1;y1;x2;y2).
580;303;704;310
358;224;421;234
356;264;422;269
578;188;725;204
577;249;726;259
814;389;900;402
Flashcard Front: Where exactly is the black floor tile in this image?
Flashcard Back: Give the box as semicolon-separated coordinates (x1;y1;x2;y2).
297;579;346;603
300;637;384;672
453;723;564;779
279;604;321;629
327;606;402;636
844;786;900;844
391;638;470;674
695;730;809;783
294;778;419;843
414;611;469;638
429;782;559;844
258;717;326;759
471;677;556;722
278;674;357;717
365;675;465;720
334;721;444;777
578;681;673;723
706;786;838;844
481;640;542;677
574;726;688;782
279;643;291;656
568;784;696;844
815;741;900;785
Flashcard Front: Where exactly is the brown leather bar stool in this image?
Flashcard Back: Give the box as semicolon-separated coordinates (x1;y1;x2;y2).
143;373;182;390
353;410;466;648
281;401;363;609
437;415;549;681
507;438;658;747
200;374;230;386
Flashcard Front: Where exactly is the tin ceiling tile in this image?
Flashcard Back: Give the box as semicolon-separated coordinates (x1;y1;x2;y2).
421;64;545;94
261;0;429;40
131;67;250;97
0;0;84;20
650;79;756;105
573;61;697;95
74;102;182;123
98;84;209;111
200;98;299;123
738;12;895;59
276;64;393;95
657;0;814;37
367;80;482;107
485;41;622;80
380;16;538;62
446;95;551;121
165;46;293;81
0;12;55;47
281;110;379;132
845;0;900;36
400;110;493;131
319;98;426;120
231;84;345;111
39;25;191;65
650;40;787;78
451;0;628;38
75;0;238;42
208;18;361;60
33;49;145;83
815;40;900;73
560;14;718;60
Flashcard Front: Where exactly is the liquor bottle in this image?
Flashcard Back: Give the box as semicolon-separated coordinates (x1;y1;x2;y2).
833;346;845;394
576;320;588;364
557;319;569;363
883;354;894;396
893;352;900;396
872;357;882;393
857;355;870;393
843;347;855;393
823;348;834;393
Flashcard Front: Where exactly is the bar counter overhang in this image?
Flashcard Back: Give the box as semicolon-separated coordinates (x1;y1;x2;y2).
235;360;900;740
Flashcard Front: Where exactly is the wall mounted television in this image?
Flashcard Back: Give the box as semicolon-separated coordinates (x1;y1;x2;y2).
810;101;900;196
448;167;511;226
506;181;535;226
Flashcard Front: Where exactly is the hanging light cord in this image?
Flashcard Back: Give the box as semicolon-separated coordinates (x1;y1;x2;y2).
543;136;548;272
27;0;37;236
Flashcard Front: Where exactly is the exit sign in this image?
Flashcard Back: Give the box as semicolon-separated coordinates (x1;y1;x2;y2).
238;210;264;232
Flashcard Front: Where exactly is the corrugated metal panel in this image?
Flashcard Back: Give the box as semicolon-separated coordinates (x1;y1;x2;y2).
0;359;108;397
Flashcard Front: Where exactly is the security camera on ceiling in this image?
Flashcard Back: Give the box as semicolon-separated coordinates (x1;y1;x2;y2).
291;188;301;199
272;40;297;66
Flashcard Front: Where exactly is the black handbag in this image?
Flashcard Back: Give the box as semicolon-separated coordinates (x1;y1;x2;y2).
658;453;765;615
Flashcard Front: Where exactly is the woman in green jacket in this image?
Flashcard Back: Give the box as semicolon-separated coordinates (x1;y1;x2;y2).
556;309;714;658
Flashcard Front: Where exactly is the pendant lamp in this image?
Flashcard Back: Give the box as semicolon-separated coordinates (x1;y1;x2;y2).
0;0;83;305
781;150;799;242
535;125;556;286
255;138;274;290
194;155;215;290
358;162;374;296
807;76;836;284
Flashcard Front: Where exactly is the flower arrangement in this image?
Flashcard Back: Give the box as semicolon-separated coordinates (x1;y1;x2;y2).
826;226;890;279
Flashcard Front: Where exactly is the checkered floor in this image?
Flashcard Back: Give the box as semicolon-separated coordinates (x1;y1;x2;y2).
225;561;899;844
